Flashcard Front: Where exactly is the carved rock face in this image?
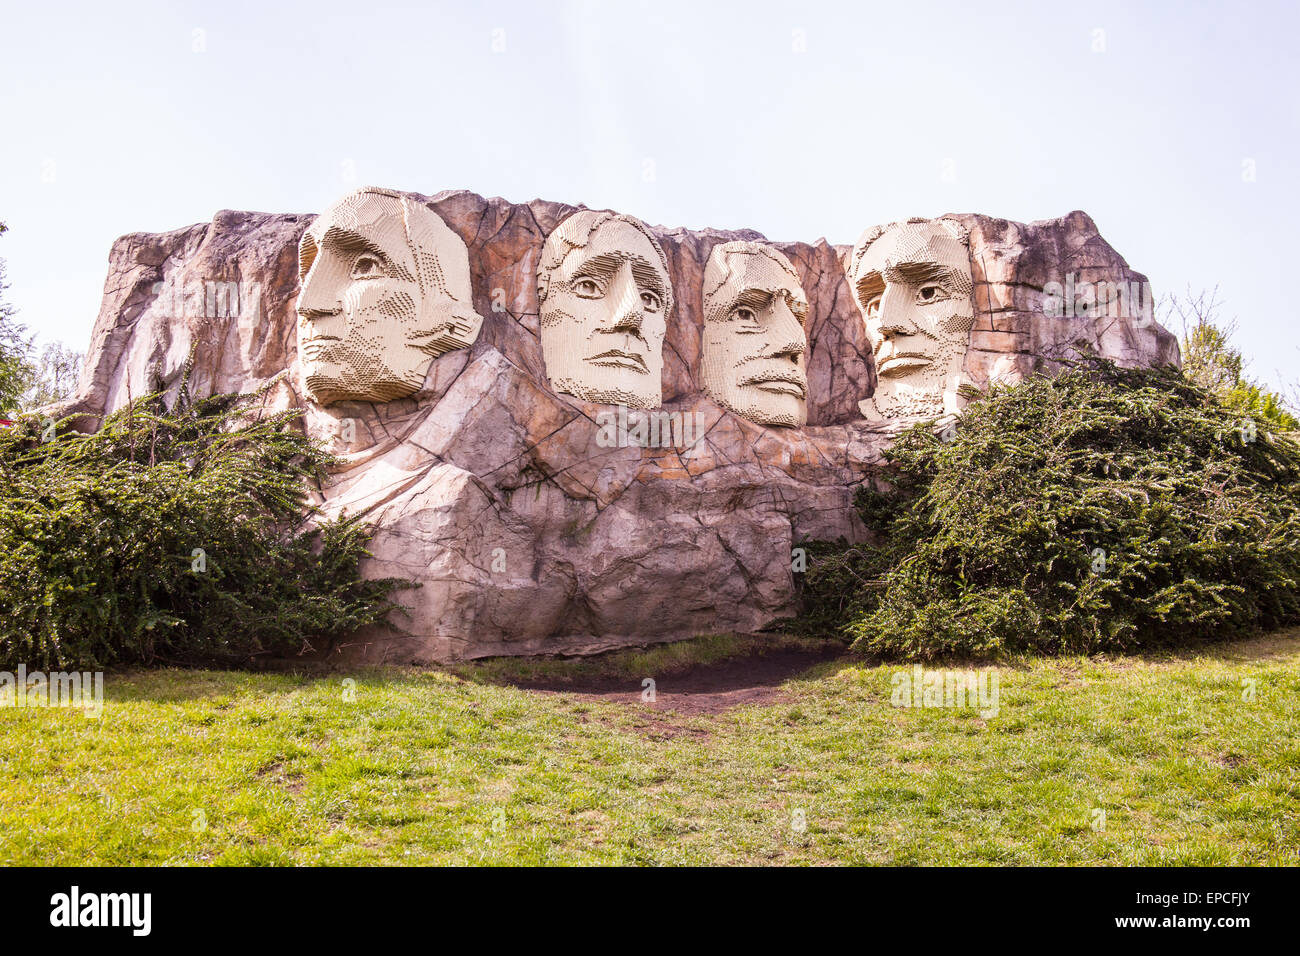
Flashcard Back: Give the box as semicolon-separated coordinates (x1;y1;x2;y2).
60;191;1182;663
297;188;482;406
537;211;672;409
701;241;809;427
849;219;975;421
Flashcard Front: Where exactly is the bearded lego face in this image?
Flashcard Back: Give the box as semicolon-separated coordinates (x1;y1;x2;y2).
296;189;481;406
537;214;671;409
851;220;974;421
701;242;808;427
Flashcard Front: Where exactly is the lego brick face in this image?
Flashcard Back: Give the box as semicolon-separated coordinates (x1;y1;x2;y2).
297;188;482;406
701;241;809;427
536;210;672;410
849;218;975;421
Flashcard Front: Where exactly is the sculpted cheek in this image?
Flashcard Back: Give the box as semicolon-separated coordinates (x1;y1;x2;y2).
644;314;667;347
541;300;581;329
341;284;371;321
343;283;415;321
940;309;976;336
732;331;757;366
565;301;600;332
379;290;417;323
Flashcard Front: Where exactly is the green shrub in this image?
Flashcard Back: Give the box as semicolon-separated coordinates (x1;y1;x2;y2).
798;362;1300;660
0;221;33;414
0;377;410;670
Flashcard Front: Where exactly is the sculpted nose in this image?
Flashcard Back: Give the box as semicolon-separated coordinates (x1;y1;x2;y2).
297;261;343;318
877;283;918;336
764;296;806;360
603;262;644;334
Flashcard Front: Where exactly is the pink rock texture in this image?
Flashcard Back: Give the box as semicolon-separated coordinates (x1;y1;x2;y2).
59;190;1179;661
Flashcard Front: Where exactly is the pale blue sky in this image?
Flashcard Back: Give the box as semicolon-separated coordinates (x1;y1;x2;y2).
1;0;1297;391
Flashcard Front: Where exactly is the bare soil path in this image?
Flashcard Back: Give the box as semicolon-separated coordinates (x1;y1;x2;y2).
508;647;846;715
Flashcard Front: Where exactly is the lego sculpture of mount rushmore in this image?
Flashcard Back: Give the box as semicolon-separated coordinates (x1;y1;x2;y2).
61;186;1178;660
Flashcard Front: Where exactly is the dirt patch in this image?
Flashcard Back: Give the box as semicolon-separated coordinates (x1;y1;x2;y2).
509;648;845;716
256;760;306;794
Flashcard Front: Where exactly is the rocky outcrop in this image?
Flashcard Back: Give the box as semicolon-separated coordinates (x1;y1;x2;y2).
957;211;1176;389
61;190;1178;661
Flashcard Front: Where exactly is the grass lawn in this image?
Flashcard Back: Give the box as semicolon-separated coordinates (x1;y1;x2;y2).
1;631;1297;865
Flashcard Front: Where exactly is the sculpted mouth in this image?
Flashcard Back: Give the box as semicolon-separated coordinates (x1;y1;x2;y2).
877;353;933;376
586;349;648;373
742;371;808;399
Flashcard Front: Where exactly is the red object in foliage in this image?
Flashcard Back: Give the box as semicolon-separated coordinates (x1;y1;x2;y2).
0;419;12;428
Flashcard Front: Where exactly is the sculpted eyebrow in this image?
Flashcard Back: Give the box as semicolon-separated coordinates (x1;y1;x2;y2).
573;251;667;296
767;287;809;322
318;225;419;283
571;252;620;279
629;260;667;295
856;271;886;300
888;261;962;285
322;225;390;260
733;288;772;310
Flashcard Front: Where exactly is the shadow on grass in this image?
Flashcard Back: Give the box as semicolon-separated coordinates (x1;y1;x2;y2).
445;631;850;689
845;627;1300;674
92;627;1300;707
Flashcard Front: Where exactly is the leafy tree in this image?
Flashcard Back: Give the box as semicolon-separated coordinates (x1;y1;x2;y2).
798;362;1300;660
22;340;83;410
0;222;34;415
1171;287;1297;431
0;367;412;670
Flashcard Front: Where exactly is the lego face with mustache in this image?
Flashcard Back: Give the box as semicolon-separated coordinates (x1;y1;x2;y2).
537;211;672;409
849;218;974;421
701;242;808;427
296;187;482;406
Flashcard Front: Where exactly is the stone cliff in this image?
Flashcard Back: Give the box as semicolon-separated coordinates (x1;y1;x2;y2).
59;190;1179;660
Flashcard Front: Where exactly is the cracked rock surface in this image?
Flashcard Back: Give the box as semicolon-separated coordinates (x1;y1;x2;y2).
60;191;1178;661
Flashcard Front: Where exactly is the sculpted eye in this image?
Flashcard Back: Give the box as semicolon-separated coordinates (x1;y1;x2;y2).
731;305;763;332
573;277;604;298
917;285;949;304
640;290;662;312
864;295;882;319
352;254;385;279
